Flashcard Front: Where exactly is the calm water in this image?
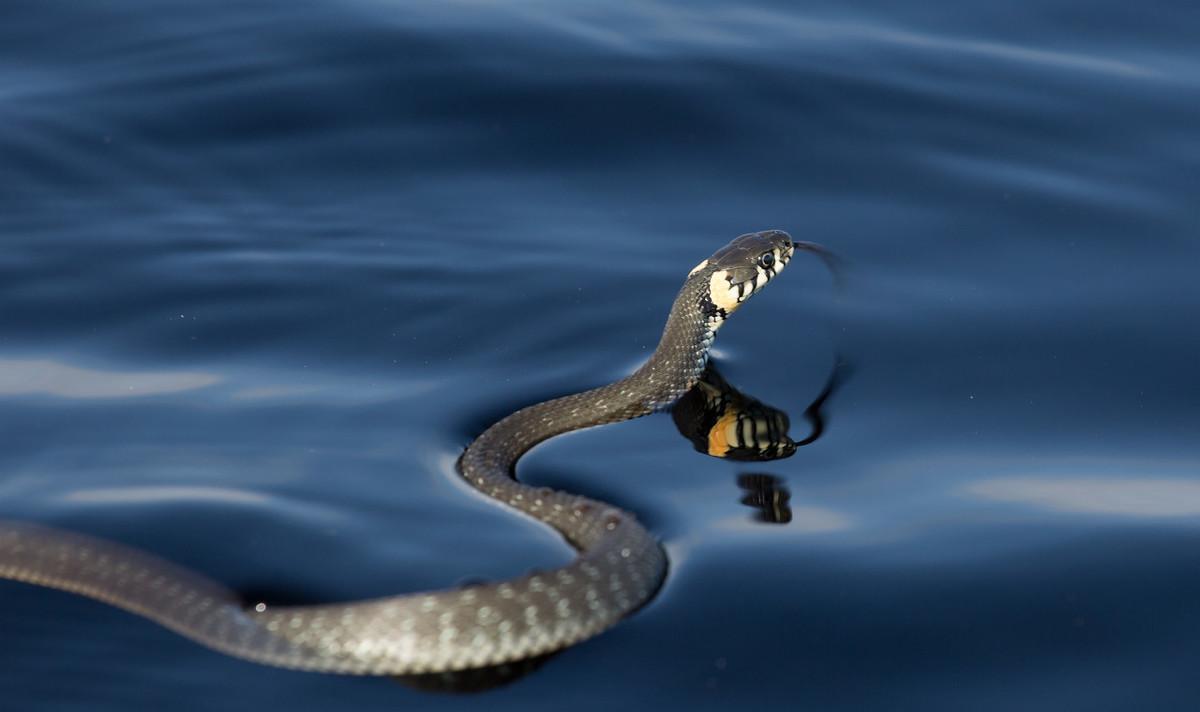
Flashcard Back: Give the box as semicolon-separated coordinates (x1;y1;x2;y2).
3;1;1200;709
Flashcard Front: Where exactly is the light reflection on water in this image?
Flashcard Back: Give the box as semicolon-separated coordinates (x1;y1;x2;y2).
61;486;269;506
970;477;1200;518
0;358;220;398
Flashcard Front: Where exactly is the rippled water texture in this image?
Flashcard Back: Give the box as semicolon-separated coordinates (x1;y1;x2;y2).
2;1;1199;709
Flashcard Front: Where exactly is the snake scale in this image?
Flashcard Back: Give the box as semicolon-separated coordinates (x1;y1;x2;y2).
0;230;806;675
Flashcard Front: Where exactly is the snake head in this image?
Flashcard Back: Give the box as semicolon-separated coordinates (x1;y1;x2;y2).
689;229;798;319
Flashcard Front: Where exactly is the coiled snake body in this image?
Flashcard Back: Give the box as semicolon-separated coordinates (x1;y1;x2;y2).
0;230;801;675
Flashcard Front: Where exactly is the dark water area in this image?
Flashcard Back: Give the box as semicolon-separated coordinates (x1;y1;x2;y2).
2;1;1199;709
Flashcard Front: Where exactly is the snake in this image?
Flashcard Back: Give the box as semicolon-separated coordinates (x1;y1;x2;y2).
0;229;811;675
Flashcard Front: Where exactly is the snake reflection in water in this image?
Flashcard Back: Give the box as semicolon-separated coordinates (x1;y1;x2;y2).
0;230;830;676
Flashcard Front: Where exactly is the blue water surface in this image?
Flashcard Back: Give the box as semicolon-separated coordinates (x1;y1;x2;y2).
2;1;1199;710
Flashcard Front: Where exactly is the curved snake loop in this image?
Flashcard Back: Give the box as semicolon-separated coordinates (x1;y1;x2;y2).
0;230;808;675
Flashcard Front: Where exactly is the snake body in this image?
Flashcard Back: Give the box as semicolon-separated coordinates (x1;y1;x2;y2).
0;230;800;675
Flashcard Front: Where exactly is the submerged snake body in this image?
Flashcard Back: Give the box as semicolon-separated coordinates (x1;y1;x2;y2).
0;230;799;674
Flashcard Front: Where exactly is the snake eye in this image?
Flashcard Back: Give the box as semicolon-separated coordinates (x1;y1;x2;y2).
757;251;775;269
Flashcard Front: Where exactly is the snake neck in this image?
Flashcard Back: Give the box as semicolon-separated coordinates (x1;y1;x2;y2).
628;273;722;409
462;273;718;477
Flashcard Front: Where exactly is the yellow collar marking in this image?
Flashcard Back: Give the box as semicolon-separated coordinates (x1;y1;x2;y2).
709;269;740;313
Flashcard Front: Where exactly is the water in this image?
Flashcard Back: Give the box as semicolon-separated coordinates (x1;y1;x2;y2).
2;1;1199;709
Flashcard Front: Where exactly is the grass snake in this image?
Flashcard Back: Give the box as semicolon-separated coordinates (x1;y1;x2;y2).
0;230;810;675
